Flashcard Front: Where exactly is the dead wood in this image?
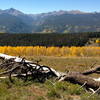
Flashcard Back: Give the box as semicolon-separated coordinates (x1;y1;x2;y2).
59;72;100;90
0;66;20;76
82;65;100;75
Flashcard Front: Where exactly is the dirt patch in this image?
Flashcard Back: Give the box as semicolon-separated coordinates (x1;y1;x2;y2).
28;85;47;97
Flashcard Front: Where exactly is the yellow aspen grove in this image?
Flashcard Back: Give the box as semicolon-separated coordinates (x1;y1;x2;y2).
96;39;100;44
0;46;100;57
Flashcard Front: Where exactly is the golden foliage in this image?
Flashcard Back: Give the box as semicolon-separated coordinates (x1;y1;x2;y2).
96;39;100;44
0;46;100;57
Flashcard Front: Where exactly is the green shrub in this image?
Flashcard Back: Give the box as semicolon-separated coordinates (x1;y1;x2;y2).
67;84;85;95
47;88;61;98
37;96;45;100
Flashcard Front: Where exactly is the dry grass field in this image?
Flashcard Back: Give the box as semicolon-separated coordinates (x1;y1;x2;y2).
0;55;100;100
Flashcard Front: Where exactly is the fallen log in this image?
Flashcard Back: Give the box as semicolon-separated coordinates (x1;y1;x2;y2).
59;72;100;91
82;65;100;75
0;53;64;83
0;53;61;77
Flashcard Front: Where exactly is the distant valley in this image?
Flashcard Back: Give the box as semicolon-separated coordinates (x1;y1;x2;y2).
0;8;100;33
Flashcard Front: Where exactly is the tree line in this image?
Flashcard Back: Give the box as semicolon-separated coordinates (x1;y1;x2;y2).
0;32;100;46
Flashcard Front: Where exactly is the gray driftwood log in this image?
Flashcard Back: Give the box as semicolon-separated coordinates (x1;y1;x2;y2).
82;65;100;75
59;72;100;91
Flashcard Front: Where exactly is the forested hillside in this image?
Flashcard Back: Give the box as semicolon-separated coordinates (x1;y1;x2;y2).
0;32;100;46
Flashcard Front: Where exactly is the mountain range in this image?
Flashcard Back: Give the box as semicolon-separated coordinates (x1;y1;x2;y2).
0;8;100;33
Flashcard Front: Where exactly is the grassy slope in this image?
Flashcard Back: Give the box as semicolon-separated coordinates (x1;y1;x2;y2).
1;56;100;100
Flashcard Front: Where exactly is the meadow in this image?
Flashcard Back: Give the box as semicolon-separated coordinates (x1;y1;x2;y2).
0;46;100;100
0;56;100;100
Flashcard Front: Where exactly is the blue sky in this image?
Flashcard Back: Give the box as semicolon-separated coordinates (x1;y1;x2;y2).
0;0;100;14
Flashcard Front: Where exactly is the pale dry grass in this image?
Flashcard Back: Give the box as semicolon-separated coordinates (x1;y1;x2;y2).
0;56;100;100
